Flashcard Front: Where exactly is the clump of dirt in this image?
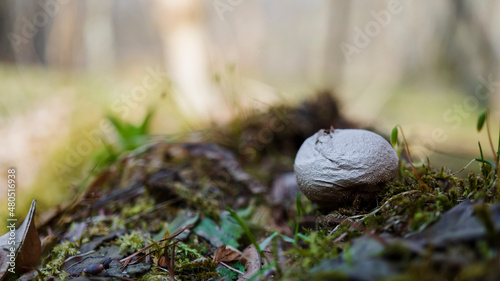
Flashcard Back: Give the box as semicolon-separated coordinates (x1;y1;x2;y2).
205;91;355;186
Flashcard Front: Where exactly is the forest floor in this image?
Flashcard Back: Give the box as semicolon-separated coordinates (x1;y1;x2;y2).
2;92;500;281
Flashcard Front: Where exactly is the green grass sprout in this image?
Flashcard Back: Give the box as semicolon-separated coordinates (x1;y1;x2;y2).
391;126;399;147
227;207;270;264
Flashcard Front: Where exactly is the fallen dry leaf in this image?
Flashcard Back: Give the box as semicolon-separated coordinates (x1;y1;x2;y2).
213;245;241;263
0;200;41;280
238;245;262;281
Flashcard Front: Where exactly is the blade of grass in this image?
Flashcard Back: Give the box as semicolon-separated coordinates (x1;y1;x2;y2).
477;110;487;132
271;236;282;277
259;232;296;250
294;192;302;246
227;207;270;264
477;142;492;183
107;116;135;145
478;141;485;162
139;108;154;135
296;233;310;243
475;158;496;167
259;232;279;250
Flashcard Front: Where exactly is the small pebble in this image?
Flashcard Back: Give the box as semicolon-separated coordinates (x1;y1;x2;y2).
83;263;104;275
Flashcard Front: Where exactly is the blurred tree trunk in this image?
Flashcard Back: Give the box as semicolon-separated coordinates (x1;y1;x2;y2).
0;0;14;62
8;0;43;65
153;0;229;124
45;1;85;70
83;0;114;71
323;0;350;91
442;0;497;97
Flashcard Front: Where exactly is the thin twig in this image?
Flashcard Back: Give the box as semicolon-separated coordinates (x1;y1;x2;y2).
64;250;96;264
169;240;177;280
333;232;348;243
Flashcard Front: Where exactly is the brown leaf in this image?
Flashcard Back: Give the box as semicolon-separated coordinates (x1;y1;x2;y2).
238;245;264;281
159;256;168;268
213;245;241;263
0;200;41;280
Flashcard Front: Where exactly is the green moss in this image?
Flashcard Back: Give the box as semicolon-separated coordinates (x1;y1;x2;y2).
175;258;219;280
37;99;500;280
41;240;80;277
121;197;155;219
281;160;498;280
175;241;204;261
118;231;147;254
139;267;171;281
174;181;221;219
284;228;348;277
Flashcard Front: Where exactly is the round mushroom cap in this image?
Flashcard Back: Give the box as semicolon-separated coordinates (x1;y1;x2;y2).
294;129;398;207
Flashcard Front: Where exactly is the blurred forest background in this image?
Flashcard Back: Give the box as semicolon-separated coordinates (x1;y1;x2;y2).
0;0;500;220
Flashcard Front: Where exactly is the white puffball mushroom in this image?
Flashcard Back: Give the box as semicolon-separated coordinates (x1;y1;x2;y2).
294;128;398;208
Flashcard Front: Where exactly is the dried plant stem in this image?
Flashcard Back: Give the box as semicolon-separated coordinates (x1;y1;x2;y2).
485;112;499;169
485;112;500;195
397;126;436;195
451;159;476;175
